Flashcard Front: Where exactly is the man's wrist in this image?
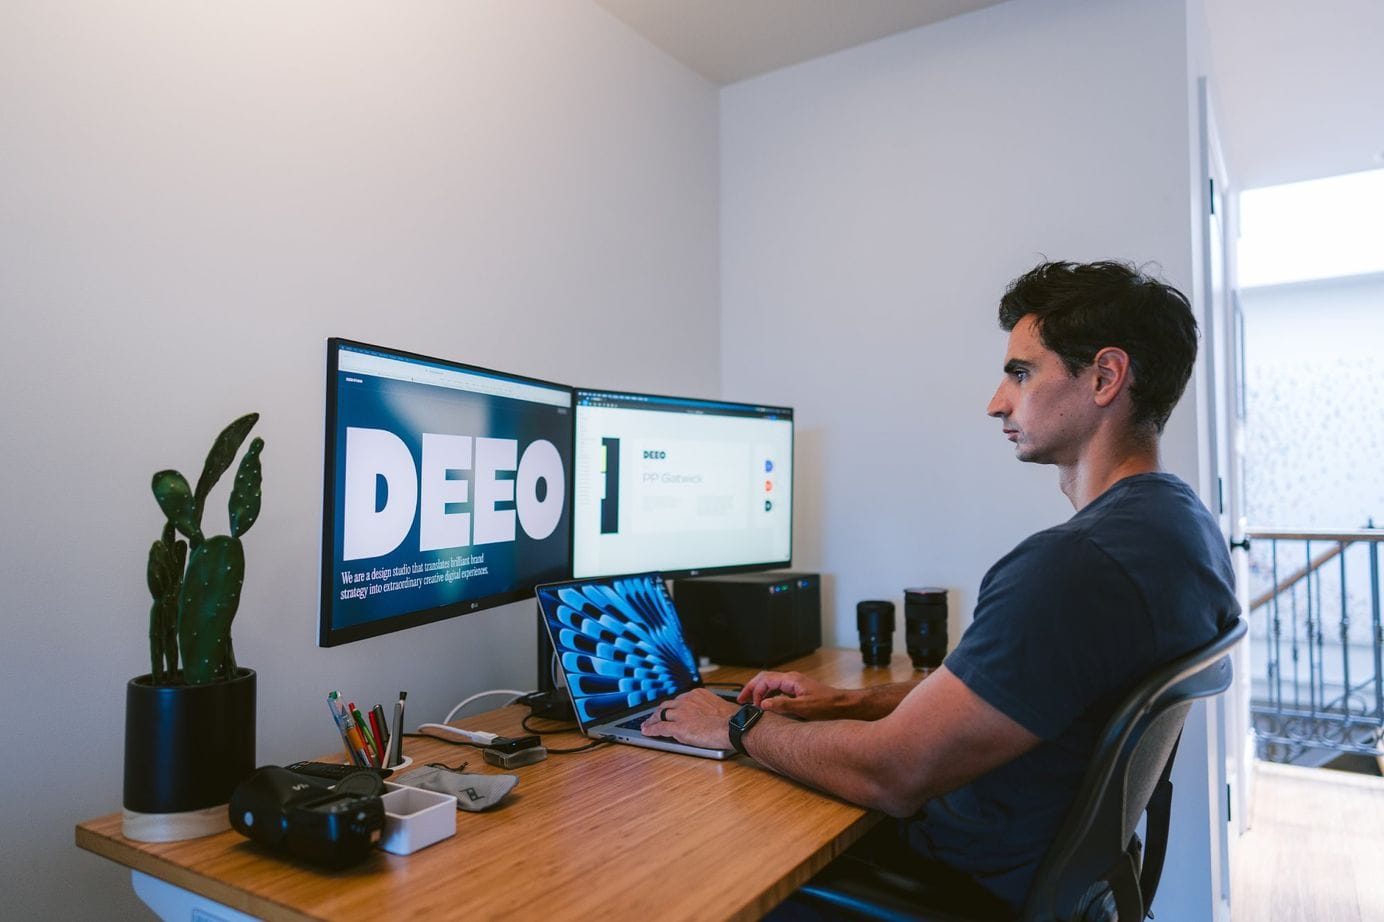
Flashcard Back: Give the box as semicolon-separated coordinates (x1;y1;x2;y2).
842;682;916;720
836;687;866;718
728;703;764;756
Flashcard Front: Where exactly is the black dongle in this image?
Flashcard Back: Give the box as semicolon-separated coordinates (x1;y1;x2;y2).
486;735;541;753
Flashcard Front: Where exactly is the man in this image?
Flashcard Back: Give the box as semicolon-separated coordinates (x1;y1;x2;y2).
641;260;1240;913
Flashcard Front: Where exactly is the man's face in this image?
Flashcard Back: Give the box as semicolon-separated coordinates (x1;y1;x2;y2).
986;315;1097;465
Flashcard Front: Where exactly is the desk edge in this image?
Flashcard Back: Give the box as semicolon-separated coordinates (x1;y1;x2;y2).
75;821;317;922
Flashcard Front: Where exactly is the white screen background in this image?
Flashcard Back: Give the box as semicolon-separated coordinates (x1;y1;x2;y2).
572;404;792;577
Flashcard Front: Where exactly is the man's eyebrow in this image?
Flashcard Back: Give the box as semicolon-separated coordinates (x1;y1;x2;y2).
1003;359;1034;375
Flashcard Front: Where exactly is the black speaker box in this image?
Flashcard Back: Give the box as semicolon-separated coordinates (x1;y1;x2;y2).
674;571;821;667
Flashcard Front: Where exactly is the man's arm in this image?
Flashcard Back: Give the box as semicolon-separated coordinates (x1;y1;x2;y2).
738;670;919;721
643;666;1041;817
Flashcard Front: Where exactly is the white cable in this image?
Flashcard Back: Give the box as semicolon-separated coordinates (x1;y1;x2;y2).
441;688;530;725
416;723;498;746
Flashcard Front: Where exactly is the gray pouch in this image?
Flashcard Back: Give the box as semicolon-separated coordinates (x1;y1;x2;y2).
396;764;519;812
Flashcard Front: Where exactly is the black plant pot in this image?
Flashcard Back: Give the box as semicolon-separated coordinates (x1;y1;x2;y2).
123;667;256;842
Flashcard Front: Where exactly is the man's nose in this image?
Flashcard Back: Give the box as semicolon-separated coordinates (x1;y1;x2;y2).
986;384;1007;418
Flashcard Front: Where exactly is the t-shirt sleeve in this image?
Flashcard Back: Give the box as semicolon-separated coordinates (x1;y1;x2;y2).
943;532;1154;740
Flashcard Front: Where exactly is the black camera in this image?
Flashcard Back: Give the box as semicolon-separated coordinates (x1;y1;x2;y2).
229;766;385;868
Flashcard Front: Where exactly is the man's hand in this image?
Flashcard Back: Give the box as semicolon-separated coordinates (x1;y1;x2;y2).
737;671;851;720
640;688;740;750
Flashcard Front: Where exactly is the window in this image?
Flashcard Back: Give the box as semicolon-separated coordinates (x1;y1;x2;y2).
1238;167;1384;288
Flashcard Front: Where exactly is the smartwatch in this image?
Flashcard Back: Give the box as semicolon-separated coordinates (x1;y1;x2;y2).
728;703;764;756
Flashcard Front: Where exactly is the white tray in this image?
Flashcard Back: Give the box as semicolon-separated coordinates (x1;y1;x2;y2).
378;783;456;855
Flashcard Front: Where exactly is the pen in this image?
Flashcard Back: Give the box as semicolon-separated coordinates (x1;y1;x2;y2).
387;691;407;768
350;702;379;767
370;704;389;767
325;689;354;758
338;694;371;767
328;691;368;767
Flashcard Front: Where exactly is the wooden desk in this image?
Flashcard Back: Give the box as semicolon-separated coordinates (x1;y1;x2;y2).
78;650;920;921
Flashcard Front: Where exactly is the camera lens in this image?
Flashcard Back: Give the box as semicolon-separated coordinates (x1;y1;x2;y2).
904;587;948;671
856;600;895;667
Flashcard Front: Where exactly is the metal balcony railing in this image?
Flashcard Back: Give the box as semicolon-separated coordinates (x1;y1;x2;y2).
1247;526;1384;763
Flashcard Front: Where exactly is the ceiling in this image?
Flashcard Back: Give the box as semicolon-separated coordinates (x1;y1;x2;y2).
593;0;1007;85
1203;0;1384;189
595;0;1384;191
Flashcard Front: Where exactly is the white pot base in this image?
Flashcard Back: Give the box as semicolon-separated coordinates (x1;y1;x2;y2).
122;804;229;842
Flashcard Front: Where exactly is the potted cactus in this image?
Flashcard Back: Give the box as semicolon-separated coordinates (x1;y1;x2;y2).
122;413;264;842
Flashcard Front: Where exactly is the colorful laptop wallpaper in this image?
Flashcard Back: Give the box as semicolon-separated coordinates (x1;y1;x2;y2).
536;573;701;725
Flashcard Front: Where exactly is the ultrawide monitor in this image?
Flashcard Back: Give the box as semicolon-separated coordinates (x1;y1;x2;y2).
320;339;574;646
571;389;793;579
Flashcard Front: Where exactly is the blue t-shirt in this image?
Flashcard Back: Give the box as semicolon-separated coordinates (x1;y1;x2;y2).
906;473;1239;911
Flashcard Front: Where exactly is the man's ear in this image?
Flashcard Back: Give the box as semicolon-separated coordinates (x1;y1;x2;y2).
1090;347;1132;408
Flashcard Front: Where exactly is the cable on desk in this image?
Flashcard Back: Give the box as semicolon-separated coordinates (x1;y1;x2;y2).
518;714;612;754
543;739;611;755
403;732;486;750
442;688;531;725
521;713;577;735
409;725;606;753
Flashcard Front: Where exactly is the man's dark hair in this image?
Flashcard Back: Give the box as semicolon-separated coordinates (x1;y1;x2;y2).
998;260;1198;433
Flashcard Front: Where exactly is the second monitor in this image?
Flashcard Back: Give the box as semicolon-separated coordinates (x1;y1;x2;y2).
572;389;793;579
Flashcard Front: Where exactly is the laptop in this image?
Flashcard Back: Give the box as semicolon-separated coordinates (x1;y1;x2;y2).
535;572;740;760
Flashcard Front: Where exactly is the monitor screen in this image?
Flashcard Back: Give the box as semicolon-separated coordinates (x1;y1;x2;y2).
320;339;574;646
571;389;793;579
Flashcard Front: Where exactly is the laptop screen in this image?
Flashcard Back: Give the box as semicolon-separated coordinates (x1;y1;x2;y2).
536;573;704;726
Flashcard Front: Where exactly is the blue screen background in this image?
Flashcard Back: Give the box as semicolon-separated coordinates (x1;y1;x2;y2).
327;354;572;635
537;574;700;724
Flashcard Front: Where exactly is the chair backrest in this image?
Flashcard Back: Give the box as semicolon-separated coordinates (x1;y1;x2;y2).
1022;618;1247;922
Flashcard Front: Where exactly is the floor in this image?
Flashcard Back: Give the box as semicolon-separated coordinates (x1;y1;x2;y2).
1231;761;1384;921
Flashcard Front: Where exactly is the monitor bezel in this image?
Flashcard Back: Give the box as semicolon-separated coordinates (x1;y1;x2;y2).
319;337;576;647
570;386;795;581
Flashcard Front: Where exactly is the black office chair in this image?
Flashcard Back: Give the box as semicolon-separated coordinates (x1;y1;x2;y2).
799;618;1247;922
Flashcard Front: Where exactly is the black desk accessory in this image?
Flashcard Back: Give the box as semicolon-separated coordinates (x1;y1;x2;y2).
229;766;385;868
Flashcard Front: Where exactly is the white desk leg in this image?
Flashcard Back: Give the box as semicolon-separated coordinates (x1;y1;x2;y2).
131;871;260;922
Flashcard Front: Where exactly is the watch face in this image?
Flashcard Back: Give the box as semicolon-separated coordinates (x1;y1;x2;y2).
732;703;762;729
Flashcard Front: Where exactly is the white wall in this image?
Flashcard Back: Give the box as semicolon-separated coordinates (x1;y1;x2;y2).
0;2;719;918
720;0;1202;654
720;0;1217;917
